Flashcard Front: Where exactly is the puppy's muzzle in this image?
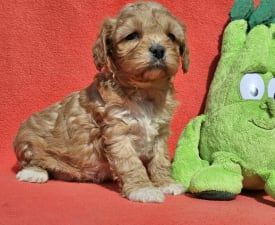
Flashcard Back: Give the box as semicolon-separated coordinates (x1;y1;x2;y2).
149;44;167;69
149;44;166;60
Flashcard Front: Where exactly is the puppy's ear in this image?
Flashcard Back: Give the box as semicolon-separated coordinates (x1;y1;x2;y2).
179;22;190;73
92;18;116;71
179;26;190;73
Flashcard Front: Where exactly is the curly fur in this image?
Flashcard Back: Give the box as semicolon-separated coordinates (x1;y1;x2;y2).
14;1;189;203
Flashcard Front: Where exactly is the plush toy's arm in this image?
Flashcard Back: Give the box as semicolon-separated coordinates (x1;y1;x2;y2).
172;115;209;191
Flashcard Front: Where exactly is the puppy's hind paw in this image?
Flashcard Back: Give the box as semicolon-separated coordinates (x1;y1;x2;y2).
16;167;49;183
128;187;165;203
159;183;185;195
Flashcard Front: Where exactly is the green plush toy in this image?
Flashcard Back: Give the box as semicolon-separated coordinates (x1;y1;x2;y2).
172;0;275;200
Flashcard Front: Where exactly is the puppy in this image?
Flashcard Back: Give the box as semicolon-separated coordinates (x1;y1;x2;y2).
14;1;189;203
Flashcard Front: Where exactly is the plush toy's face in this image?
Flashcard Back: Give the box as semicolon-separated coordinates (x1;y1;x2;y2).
200;23;275;173
239;72;275;128
220;25;275;109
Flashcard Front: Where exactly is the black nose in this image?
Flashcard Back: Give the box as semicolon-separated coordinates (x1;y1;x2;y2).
149;44;165;59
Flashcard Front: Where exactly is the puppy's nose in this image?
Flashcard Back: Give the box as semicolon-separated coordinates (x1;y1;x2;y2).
149;44;165;59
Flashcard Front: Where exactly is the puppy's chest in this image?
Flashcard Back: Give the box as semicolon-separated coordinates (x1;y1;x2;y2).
129;108;167;156
137;114;159;145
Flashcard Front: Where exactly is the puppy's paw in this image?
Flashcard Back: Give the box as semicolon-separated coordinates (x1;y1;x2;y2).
128;187;165;203
159;183;185;195
16;167;49;183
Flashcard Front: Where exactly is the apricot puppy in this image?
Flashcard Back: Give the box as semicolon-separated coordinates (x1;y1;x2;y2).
14;1;189;203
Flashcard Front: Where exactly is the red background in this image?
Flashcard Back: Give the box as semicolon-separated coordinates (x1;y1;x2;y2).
1;1;274;225
0;0;233;168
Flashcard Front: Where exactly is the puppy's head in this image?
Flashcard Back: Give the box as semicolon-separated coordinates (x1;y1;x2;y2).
93;2;189;88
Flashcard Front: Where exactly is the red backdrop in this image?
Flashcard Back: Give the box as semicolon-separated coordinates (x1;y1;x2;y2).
0;0;238;170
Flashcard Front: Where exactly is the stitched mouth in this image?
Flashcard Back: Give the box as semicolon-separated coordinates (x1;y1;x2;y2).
250;118;275;130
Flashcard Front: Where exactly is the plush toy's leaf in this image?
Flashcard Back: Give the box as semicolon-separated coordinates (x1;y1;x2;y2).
249;0;275;28
230;0;254;21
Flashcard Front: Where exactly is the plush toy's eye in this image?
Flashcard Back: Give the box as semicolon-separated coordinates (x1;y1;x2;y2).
268;78;275;99
240;73;265;100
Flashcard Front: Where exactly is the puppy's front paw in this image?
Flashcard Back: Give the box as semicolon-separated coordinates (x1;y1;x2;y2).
16;167;49;183
159;183;185;195
128;187;164;203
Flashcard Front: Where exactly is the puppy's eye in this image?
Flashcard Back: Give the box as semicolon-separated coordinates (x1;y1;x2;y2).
125;32;140;40
167;33;176;42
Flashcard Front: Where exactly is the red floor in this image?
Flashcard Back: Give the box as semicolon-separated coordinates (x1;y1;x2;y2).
1;168;274;225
